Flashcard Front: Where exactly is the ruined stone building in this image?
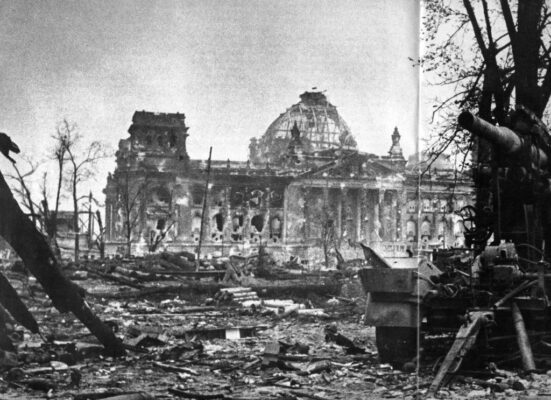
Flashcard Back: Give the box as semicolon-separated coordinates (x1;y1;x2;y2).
104;91;472;261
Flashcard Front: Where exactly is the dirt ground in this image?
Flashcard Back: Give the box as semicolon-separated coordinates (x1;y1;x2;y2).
1;263;551;400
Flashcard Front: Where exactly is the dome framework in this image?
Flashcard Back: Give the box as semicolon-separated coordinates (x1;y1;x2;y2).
249;91;357;165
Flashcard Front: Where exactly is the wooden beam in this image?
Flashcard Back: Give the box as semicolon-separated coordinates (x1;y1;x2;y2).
0;170;125;356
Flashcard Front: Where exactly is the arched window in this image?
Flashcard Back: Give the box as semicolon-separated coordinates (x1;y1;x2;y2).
168;132;177;148
212;213;224;232
422;198;431;212
231;214;244;242
251;214;264;232
421;219;431;237
437;218;447;237
406;219;416;238
191;214;202;232
270;216;282;239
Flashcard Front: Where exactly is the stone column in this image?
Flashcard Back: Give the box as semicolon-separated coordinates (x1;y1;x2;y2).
282;186;288;243
356;189;362;242
337;187;343;239
263;186;271;244
105;201;112;241
378;189;385;239
389;191;398;241
304;187;311;240
343;188;350;240
398;190;408;241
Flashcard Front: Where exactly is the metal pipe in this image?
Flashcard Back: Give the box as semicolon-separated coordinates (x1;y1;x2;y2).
512;302;536;371
458;112;522;153
458;111;548;167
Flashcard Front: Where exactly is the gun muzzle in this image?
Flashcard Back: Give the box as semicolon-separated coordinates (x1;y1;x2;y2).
458;111;548;167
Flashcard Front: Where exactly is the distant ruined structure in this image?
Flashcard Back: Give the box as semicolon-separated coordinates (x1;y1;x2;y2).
104;91;472;261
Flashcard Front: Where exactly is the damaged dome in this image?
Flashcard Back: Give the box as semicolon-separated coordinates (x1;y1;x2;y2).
249;91;357;166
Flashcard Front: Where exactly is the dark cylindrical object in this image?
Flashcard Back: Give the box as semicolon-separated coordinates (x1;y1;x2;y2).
458;112;522;153
0;272;39;333
512;302;536;371
458;111;548;167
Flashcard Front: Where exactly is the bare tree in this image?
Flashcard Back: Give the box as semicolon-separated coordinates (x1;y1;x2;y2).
38;171;61;255
118;170;149;257
49;120;72;245
148;193;176;253
422;0;551;166
5;155;41;226
59;120;109;260
94;210;106;259
321;208;336;269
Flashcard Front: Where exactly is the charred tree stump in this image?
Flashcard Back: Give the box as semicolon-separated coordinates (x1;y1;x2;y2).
0;271;39;333
0;170;125;356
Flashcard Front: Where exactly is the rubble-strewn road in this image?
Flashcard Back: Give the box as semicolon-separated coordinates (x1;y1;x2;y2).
1;262;550;399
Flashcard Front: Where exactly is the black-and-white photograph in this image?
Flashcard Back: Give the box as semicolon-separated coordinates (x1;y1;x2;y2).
1;0;551;398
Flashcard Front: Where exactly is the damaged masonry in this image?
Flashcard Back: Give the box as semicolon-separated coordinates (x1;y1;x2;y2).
104;91;472;262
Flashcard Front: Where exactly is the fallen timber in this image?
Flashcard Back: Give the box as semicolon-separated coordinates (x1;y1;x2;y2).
0;165;125;356
88;280;342;300
0;271;39;334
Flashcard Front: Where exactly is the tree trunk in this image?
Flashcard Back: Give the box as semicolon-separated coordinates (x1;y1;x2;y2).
126;238;132;257
515;0;544;115
0;170;125;356
73;172;80;261
53;158;63;244
95;211;106;259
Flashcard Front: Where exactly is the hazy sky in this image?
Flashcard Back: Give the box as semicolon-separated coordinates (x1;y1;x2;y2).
0;0;420;200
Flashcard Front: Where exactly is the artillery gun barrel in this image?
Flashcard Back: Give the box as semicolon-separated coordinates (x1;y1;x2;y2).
458;111;548;167
458;112;522;153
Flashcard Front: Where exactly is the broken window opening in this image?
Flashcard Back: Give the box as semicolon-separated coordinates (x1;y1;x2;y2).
251;214;264;232
168;132;177;148
213;213;224;232
420;218;431;239
230;189;244;207
151;187;171;206
406;219;416;242
270;216;282;241
191;213;202;231
248;189;263;208
191;186;203;206
156;218;166;230
230;214;244;242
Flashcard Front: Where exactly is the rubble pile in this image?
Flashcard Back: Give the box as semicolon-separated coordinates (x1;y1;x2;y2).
2;256;551;399
214;287;261;307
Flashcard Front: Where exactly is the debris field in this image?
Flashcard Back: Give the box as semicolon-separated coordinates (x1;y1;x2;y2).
1;254;551;400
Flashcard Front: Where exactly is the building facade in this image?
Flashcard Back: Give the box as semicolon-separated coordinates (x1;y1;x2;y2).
104;92;472;262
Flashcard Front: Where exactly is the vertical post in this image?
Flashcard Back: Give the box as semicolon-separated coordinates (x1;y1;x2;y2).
355;188;361;242
196;147;212;271
88;191;93;247
282;186;288;244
